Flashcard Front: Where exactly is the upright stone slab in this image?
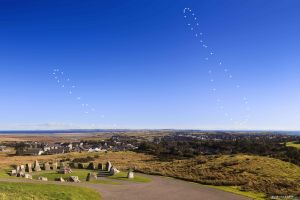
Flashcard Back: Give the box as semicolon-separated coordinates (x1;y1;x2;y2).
44;162;51;171
16;165;21;173
127;171;134;179
97;163;103;170
11;169;17;176
78;163;84;169
52;162;58;170
86;172;97;181
34;160;41;172
109;166;120;175
59;162;65;169
72;163;79;168
106;161;112;171
26;163;32;173
87;162;96;170
20;165;26;173
17;172;25;177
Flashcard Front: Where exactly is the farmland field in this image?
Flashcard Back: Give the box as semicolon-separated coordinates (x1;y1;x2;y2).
286;141;300;149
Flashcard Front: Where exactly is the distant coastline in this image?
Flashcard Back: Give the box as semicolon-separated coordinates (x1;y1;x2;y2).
0;129;299;136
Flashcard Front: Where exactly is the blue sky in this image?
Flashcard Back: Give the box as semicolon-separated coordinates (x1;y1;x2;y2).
0;0;299;130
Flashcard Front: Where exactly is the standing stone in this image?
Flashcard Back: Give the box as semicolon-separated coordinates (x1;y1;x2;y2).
24;173;32;179
20;165;25;173
109;166;120;175
11;169;17;176
127;171;134;179
98;163;103;170
17;172;25;177
69;176;80;183
72;163;79;168
26;163;32;173
87;162;96;170
16;165;21;173
34;160;41;172
52;162;58;170
44;162;51;171
106;161;112;171
78;163;84;169
86;172;97;181
59;162;65;169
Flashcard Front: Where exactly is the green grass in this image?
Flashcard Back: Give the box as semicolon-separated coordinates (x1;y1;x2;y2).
286;141;300;149
0;169;13;178
32;169;95;182
209;185;267;200
108;172;151;183
0;181;101;200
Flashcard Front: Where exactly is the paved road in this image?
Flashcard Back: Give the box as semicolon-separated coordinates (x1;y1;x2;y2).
0;175;251;200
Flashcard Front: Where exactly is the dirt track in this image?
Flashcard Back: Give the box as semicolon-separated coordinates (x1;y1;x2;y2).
0;174;250;200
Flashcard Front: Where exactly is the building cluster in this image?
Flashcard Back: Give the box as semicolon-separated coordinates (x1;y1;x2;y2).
15;136;138;156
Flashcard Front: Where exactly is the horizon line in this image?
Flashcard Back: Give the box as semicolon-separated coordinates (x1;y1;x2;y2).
0;128;299;133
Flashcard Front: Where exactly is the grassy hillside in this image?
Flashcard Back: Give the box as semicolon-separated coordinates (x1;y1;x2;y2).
134;154;300;197
1;151;299;198
0;181;101;200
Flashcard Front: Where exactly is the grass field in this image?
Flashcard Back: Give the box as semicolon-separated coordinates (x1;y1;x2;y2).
0;170;13;178
0;181;101;200
286;141;300;149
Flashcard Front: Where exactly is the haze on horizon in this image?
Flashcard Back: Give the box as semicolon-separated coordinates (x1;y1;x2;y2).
0;0;300;131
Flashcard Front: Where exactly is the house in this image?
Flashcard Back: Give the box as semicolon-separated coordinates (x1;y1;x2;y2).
43;148;65;155
0;146;10;152
88;147;102;152
61;143;73;151
20;148;44;156
43;145;51;152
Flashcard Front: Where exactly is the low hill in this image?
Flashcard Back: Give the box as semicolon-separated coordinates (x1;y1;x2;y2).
1;151;299;198
133;154;300;197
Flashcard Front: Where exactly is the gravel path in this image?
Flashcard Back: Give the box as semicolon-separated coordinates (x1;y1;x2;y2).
0;175;251;200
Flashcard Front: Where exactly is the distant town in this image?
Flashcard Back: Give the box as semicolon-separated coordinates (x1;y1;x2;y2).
0;130;298;159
